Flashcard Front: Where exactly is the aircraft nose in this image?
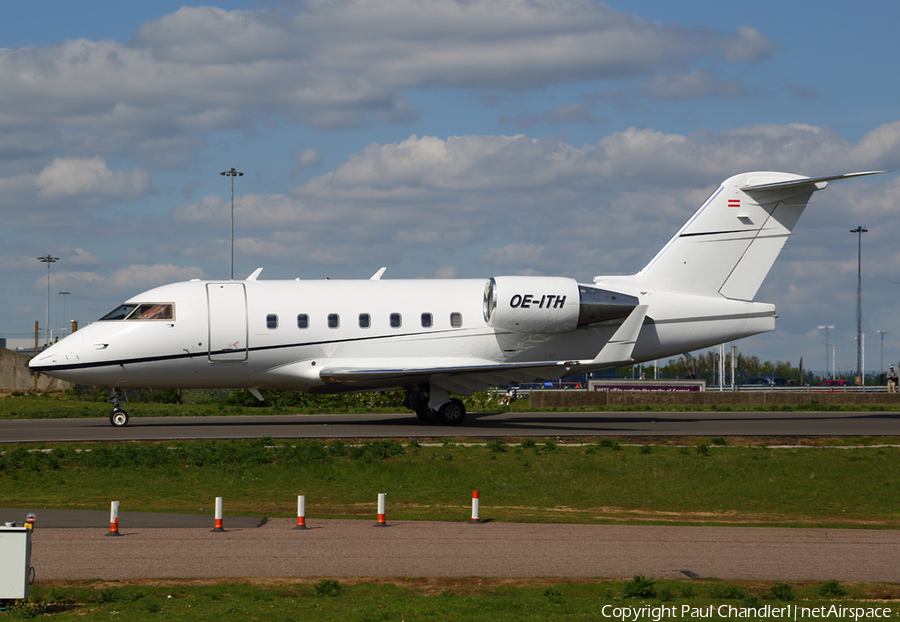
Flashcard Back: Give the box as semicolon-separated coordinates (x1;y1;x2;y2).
29;343;72;370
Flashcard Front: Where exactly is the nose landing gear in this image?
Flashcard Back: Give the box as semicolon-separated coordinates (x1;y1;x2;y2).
108;389;130;427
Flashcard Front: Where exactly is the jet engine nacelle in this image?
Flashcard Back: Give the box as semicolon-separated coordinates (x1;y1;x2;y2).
483;276;580;334
484;276;642;334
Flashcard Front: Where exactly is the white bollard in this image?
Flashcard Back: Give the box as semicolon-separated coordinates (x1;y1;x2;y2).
294;495;308;530
374;493;388;527
469;490;482;524
106;500;122;536
211;496;225;532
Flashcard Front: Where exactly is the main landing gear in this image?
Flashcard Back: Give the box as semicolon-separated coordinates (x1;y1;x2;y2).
108;388;130;427
403;387;467;426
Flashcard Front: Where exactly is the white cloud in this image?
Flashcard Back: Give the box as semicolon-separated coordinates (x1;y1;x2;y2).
480;244;547;268
433;266;459;279
298;0;775;88
293;148;323;175
35;157;150;201
0;1;776;167
67;247;103;266
42;270;104;292
40;265;205;295
107;264;205;289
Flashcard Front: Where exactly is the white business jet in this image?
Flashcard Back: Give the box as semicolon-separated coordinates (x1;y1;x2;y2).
30;171;882;427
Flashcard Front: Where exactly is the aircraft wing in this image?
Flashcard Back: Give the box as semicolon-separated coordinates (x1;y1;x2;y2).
318;359;571;394
313;304;649;394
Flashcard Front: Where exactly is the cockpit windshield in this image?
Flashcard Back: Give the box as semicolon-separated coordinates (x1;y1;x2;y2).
100;303;174;321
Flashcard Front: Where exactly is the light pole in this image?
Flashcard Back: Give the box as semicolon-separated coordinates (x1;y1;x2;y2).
877;330;887;382
58;291;70;337
220;167;244;280
37;254;59;347
850;226;867;379
831;344;841;380
818;325;834;380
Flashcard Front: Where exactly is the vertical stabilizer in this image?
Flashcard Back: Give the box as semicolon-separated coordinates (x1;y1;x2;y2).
638;171;881;301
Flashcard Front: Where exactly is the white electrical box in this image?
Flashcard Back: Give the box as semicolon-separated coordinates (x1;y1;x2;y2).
0;526;32;599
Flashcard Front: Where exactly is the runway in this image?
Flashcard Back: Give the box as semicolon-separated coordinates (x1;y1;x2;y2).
2;410;900;443
26;518;900;582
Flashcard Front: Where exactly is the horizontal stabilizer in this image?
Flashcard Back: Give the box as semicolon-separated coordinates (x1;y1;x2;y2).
742;171;885;192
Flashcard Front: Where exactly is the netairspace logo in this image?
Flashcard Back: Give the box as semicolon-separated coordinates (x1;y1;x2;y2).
599;605;894;621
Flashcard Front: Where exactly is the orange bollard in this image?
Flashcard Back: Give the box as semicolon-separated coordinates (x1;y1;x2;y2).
374;493;388;527
294;495;309;530
106;501;122;536
211;497;226;532
469;490;482;524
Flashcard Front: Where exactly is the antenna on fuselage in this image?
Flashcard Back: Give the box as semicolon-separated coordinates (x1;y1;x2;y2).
246;268;263;281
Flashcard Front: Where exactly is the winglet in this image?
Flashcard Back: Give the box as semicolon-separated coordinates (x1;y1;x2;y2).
589;305;648;366
370;267;387;280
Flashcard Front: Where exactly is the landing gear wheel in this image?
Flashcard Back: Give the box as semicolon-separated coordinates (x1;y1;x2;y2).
108;388;130;427
438;398;466;426
110;409;129;427
415;402;438;423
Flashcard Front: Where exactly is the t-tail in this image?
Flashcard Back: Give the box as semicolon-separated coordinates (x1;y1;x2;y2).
637;171;883;301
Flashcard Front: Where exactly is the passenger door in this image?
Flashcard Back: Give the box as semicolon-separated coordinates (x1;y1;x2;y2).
207;283;248;362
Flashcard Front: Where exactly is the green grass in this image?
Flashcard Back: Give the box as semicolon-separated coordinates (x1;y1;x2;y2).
0;390;521;418
3;439;900;527
6;579;898;621
3;390;900;420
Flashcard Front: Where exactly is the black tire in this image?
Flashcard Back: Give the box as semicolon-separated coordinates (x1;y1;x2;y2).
415;402;437;422
438;398;466;426
110;409;129;427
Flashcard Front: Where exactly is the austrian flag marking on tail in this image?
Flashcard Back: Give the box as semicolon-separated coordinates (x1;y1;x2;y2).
728;198;740;208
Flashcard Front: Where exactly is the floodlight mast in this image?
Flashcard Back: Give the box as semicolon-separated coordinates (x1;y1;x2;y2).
850;226;868;380
58;291;70;336
220;167;244;280
37;254;59;347
818;325;834;380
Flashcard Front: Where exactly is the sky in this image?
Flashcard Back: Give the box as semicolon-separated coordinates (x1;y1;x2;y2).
2;0;900;377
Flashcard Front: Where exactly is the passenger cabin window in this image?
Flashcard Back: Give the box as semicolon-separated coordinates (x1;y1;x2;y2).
390;313;402;328
450;312;463;328
100;303;174;321
359;313;370;328
297;314;309;329
421;313;433;328
328;314;340;329
266;314;278;329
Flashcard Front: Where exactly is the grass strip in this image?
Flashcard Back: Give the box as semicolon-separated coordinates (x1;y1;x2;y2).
2;439;900;527
6;578;899;621
3;390;900;419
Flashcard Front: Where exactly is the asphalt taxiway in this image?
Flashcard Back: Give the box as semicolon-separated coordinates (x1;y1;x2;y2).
2;410;899;443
